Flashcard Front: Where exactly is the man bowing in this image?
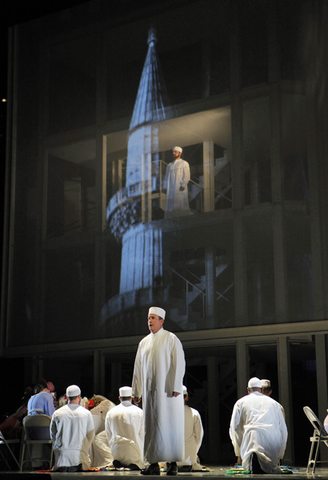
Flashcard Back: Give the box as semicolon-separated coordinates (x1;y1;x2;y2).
132;306;185;476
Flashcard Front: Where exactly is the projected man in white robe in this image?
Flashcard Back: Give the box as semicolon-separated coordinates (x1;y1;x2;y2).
132;306;185;476
164;146;191;219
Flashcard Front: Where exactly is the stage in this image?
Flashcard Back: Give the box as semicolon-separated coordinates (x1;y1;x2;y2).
0;465;325;479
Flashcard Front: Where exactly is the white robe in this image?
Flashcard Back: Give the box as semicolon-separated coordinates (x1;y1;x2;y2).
229;391;287;474
90;399;116;467
91;430;113;467
105;400;144;469
178;405;204;470
164;159;190;218
50;404;95;471
132;327;185;464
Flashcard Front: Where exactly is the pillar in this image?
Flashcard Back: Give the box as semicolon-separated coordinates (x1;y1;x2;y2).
277;336;293;464
207;356;220;462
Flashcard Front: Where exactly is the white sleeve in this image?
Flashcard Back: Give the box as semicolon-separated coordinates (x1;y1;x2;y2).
132;343;143;398
193;410;204;451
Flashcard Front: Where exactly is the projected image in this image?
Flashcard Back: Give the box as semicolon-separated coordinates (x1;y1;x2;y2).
164;146;191;219
101;28;233;336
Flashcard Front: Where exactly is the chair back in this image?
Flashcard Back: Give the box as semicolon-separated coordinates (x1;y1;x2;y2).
22;415;51;440
20;415;53;470
303;406;327;437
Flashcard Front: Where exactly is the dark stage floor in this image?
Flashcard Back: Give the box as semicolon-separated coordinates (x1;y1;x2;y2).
0;465;326;479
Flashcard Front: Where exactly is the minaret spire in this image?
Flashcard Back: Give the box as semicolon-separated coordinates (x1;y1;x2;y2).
129;27;171;130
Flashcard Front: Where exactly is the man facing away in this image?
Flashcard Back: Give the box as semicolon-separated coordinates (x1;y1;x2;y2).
177;386;204;472
132;306;185;476
261;379;285;419
28;379;55;417
229;377;287;474
50;384;95;472
105;386;144;470
164;146;191;219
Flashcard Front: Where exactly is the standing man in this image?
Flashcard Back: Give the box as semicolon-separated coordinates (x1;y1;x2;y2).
164;146;191;219
229;377;287;474
50;385;95;472
105;386;144;470
132;306;185;476
177;386;204;472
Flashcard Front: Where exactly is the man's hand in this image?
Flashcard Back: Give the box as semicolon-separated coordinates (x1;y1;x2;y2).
179;186;185;191
133;397;141;405
172;391;181;397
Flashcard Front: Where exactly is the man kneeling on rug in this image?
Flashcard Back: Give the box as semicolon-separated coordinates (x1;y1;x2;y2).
229;377;287;474
50;385;95;472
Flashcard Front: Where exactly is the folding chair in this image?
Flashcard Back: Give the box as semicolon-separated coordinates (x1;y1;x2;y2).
19;415;53;471
0;431;20;470
303;406;328;473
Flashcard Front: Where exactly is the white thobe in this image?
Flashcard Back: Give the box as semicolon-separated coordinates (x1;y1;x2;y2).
164;159;190;218
229;391;287;474
50;404;95;471
105;401;144;469
132;327;185;464
178;405;204;470
91;430;113;467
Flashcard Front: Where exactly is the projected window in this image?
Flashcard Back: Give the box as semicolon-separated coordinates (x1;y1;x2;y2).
47;139;96;237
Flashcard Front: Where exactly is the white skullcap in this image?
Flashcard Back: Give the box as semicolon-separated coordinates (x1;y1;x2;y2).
183;385;187;395
119;386;133;397
248;377;262;389
148;306;166;319
66;385;81;397
261;379;271;388
172;146;183;153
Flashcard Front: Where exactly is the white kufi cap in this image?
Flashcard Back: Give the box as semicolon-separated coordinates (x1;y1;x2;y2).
119;386;132;397
172;146;183;153
261;379;271;388
148;306;166;319
66;384;81;397
183;385;188;395
247;377;262;389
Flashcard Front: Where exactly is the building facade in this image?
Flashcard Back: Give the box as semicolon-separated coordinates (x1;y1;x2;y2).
2;0;328;465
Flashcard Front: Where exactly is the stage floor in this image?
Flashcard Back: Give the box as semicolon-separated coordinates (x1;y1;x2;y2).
0;465;327;479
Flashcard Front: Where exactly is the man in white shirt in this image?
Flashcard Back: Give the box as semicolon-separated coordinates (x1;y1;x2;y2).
50;385;95;472
132;306;185;476
164;146;191;219
229;377;287;474
105;386;144;470
261;379;286;420
177;386;204;472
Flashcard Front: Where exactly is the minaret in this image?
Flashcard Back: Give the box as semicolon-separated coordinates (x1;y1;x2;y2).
107;28;171;294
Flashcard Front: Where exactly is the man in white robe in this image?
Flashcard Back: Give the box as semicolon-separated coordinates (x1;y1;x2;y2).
50;385;95;472
261;379;285;419
164;146;190;219
105;386;144;470
229;377;287;474
177;386;204;472
132;306;185;476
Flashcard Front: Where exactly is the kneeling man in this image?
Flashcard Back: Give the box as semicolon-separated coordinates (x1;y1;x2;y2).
50;385;95;472
229;377;287;474
105;386;144;470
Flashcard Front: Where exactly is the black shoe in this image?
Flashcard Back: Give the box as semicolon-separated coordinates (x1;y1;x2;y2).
251;454;265;474
141;463;160;475
126;464;141;471
113;459;124;470
167;463;178;476
178;465;192;473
